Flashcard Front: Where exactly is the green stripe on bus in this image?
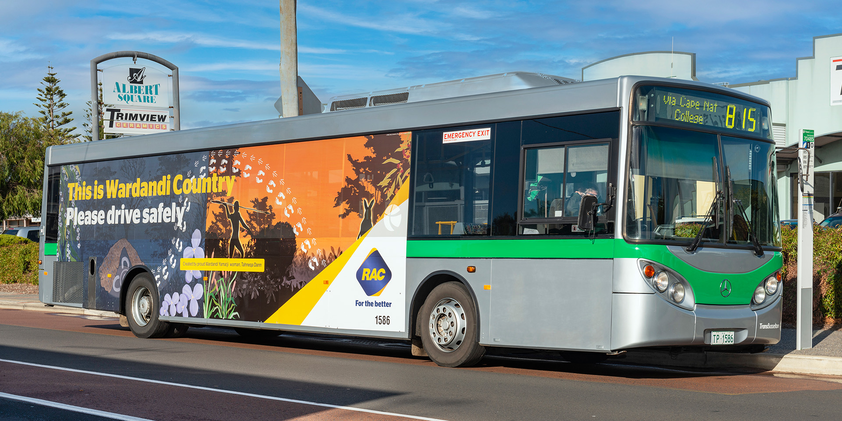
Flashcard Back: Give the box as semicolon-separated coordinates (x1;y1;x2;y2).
44;243;58;256
407;238;615;259
407;238;782;306
614;241;782;305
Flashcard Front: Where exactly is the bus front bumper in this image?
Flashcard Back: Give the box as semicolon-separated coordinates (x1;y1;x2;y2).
610;292;782;350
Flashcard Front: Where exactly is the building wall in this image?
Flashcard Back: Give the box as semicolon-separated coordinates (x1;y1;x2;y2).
582;35;842;221
732;34;842;220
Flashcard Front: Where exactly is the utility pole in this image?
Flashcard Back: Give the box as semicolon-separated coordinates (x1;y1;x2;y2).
279;0;299;118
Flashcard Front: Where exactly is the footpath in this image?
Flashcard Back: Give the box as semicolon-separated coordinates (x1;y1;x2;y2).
2;291;842;376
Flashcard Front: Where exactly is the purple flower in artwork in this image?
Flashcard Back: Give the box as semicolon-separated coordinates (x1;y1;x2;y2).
177;293;189;317
181;283;204;317
161;292;179;317
182;229;204;283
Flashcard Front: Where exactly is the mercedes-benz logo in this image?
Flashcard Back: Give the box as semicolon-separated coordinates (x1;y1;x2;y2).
720;279;732;297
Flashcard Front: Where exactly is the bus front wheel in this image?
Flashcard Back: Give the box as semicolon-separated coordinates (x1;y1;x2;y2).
125;273;170;338
420;282;485;367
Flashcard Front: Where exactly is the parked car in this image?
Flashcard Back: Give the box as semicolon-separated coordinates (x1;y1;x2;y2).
2;226;40;242
781;219;798;229
819;214;842;229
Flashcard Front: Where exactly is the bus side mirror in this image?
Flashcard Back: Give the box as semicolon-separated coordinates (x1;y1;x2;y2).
578;195;599;231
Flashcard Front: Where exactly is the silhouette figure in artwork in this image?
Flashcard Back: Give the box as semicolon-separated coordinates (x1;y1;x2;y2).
223;200;254;258
356;198;374;239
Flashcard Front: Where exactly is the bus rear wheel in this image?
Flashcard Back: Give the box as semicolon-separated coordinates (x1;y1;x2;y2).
420;282;485;367
125;273;170;338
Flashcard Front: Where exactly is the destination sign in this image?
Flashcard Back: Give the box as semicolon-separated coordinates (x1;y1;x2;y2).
634;85;772;140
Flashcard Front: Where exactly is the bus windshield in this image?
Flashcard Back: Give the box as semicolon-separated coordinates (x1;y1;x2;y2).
626;125;781;248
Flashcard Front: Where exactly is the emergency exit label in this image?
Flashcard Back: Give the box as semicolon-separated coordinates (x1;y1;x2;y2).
443;128;491;143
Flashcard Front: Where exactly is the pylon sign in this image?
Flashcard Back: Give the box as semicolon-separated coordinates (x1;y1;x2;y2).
102;65;170;135
91;51;180;140
103;65;170;108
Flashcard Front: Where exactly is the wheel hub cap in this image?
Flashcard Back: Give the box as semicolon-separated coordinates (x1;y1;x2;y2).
139;296;150;317
132;287;152;327
428;298;466;352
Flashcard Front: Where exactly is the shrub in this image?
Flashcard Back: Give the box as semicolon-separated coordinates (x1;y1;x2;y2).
0;235;39;285
781;225;842;326
0;234;31;247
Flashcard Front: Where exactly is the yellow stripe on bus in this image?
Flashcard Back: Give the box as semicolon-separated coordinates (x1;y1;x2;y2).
264;231;367;325
265;182;410;326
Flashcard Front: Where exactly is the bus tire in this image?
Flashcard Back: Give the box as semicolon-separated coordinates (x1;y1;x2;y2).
125;273;169;338
420;282;485;367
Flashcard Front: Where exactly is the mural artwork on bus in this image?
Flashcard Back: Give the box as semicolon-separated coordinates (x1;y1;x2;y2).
58;132;411;332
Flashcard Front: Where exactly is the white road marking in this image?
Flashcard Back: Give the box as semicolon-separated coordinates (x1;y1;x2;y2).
0;358;447;421
0;391;154;421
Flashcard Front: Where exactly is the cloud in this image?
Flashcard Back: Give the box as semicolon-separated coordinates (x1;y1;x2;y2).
595;0;801;25
105;32;346;59
450;5;497;20
300;46;348;55
0;38;43;62
186;61;279;73
298;3;480;40
2;0;840;131
107;31;278;51
179;76;278;105
184;90;252;103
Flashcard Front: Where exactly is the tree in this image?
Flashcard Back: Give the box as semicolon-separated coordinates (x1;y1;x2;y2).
333;133;410;222
0;112;58;221
34;65;76;143
82;81;121;142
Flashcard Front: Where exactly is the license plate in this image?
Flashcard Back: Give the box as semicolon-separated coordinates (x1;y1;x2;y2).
710;331;735;345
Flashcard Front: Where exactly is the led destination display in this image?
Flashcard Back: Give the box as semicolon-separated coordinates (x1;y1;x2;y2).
635;85;773;140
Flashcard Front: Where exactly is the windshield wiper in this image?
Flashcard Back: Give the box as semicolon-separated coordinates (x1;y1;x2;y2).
732;198;764;256
726;166;764;257
686;190;723;253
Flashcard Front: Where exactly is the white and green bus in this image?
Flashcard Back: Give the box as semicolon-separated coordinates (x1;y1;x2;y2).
38;74;782;367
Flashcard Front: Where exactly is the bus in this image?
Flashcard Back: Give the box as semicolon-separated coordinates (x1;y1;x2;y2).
38;74;782;367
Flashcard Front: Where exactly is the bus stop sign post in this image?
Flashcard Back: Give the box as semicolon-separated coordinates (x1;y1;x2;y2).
796;128;815;350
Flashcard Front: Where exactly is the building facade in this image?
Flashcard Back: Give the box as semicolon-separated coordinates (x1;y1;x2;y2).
582;33;842;222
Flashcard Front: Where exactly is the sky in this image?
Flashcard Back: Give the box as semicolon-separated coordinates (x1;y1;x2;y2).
1;0;840;135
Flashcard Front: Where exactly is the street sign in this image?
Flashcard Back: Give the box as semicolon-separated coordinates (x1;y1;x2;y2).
802;128;815;147
103;107;170;135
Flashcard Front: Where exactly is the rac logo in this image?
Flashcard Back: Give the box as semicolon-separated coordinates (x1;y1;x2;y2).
356;249;392;296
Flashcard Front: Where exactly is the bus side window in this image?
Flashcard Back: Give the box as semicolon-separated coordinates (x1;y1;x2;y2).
411;127;493;237
520;143;610;235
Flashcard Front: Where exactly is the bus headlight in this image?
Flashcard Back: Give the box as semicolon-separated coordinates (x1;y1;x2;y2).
751;270;782;310
764;276;778;295
754;285;766;305
654;272;669;292
638;259;695;311
671;283;686;303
